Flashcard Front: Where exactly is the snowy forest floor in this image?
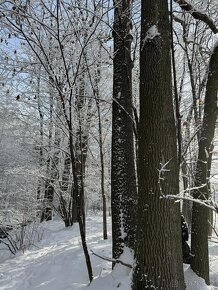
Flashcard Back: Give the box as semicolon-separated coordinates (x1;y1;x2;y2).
0;215;218;290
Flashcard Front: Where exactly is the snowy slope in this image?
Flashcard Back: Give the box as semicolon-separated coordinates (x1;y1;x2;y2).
0;216;217;290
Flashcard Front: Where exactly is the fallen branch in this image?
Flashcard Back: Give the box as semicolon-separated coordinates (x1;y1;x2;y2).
91;250;132;269
174;0;218;34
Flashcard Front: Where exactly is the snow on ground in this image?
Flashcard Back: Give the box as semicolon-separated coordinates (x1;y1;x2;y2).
0;215;218;290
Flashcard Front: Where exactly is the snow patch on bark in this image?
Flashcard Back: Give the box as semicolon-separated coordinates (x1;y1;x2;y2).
119;211;127;240
141;25;160;50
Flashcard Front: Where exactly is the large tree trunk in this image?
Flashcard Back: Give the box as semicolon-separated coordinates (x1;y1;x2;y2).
111;0;137;261
191;43;218;285
132;1;185;289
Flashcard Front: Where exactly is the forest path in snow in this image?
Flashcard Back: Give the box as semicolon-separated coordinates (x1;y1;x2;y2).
0;216;218;290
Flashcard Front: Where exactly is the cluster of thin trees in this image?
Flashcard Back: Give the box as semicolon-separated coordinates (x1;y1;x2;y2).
0;0;218;288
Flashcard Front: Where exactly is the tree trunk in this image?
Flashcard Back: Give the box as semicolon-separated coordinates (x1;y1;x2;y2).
132;1;185;289
207;145;213;237
59;154;73;227
68;105;93;283
191;43;218;285
94;62;108;240
41;184;54;222
182;107;194;230
72;65;90;229
111;0;137;261
36;73;44;201
41;128;60;222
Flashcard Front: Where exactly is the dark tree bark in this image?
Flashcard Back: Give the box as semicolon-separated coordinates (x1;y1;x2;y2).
111;0;137;261
191;43;218;285
132;1;185;289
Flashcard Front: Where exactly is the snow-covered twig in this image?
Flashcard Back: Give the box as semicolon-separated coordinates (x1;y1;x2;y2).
91;250;132;269
158;159;172;195
164;194;218;213
176;184;207;196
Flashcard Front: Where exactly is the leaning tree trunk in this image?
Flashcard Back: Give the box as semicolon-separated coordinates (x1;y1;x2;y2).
191;43;218;285
94;57;108;240
132;1;185;289
72;65;91;228
111;0;137;261
67;90;93;283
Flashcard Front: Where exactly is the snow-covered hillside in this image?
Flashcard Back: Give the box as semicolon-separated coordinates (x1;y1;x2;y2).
0;216;217;290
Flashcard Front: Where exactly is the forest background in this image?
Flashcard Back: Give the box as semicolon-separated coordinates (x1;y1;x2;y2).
0;0;218;289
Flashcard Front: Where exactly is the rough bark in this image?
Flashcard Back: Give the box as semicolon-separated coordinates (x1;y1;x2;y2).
111;0;137;261
132;1;185;289
191;43;218;285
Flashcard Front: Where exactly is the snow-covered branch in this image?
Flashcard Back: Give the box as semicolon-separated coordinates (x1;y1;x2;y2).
174;0;218;34
165;193;218;213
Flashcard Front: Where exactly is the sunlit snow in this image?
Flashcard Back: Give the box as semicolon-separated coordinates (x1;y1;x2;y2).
0;216;217;289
